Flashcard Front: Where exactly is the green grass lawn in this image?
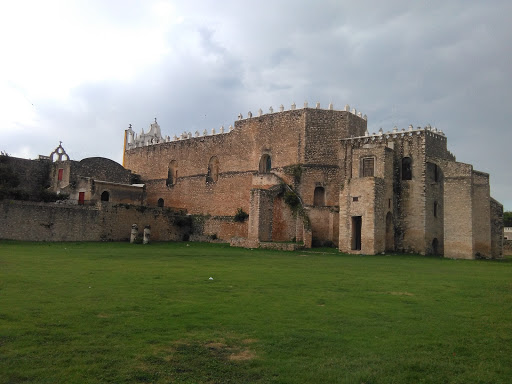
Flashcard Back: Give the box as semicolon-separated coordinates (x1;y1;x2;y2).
1;241;511;383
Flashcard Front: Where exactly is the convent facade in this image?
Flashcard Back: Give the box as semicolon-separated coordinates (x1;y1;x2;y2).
123;103;503;259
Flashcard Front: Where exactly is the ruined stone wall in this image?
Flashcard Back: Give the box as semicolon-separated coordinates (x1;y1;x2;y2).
0;201;189;242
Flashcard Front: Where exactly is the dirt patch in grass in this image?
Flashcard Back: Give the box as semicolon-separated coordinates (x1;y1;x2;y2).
229;349;256;361
132;339;261;383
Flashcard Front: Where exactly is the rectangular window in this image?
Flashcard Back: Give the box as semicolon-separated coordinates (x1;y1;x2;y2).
58;168;63;181
352;196;359;202
361;157;374;177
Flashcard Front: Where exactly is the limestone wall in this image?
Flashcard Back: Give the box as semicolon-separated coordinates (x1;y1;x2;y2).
124;109;366;244
472;171;491;257
0;200;189;242
443;161;474;259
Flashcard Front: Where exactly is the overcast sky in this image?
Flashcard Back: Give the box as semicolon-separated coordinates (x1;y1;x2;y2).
1;0;511;210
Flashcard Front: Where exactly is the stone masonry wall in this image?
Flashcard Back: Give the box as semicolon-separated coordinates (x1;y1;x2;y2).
472;171;491;258
490;197;503;259
124;109;367;244
0;200;189;242
443;161;474;259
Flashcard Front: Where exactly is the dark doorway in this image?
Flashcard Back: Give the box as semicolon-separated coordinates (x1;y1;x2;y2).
432;238;439;255
78;192;85;205
101;191;110;202
351;216;362;250
157;198;164;207
402;157;412;180
313;186;325;206
259;154;271;173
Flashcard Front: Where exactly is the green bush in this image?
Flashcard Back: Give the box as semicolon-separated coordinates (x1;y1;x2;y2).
234;208;249;222
38;189;69;203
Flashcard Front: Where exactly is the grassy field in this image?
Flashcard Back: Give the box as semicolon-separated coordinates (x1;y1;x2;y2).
1;241;511;383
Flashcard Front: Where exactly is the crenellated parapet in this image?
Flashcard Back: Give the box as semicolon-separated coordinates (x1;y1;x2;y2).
342;124;447;146
125;102;367;151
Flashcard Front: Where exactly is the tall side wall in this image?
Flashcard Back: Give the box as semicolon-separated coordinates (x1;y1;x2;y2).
472;171;491;257
443;162;474;259
490;198;503;259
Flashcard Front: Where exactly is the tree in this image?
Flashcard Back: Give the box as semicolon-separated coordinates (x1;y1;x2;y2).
504;211;512;227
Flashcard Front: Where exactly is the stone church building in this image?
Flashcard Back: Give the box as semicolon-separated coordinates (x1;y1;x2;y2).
123;103;503;259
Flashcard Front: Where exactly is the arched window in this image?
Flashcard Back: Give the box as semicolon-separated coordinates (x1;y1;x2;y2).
101;191;110;202
166;160;177;186
313;186;325;206
259;154;271;173
402;157;412;180
207;156;219;182
157;198;164;207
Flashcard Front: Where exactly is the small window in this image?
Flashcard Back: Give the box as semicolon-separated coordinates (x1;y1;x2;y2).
402;157;412;180
207;156;219;182
58;168;63;181
434;201;438;217
101;191;110;202
313;186;325;206
167;160;177;186
361;157;374;177
157;198;164;207
434;164;439;182
353;196;359;202
259;154;271;173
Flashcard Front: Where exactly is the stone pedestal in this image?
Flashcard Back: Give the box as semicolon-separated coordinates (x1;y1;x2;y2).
143;225;151;244
130;224;138;243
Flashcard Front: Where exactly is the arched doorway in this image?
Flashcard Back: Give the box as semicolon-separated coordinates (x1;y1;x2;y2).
101;191;110;202
259;154;271;173
432;238;439;255
313;186;325;206
157;198;164;207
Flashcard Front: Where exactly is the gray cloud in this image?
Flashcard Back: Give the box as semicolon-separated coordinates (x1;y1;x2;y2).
3;0;511;209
